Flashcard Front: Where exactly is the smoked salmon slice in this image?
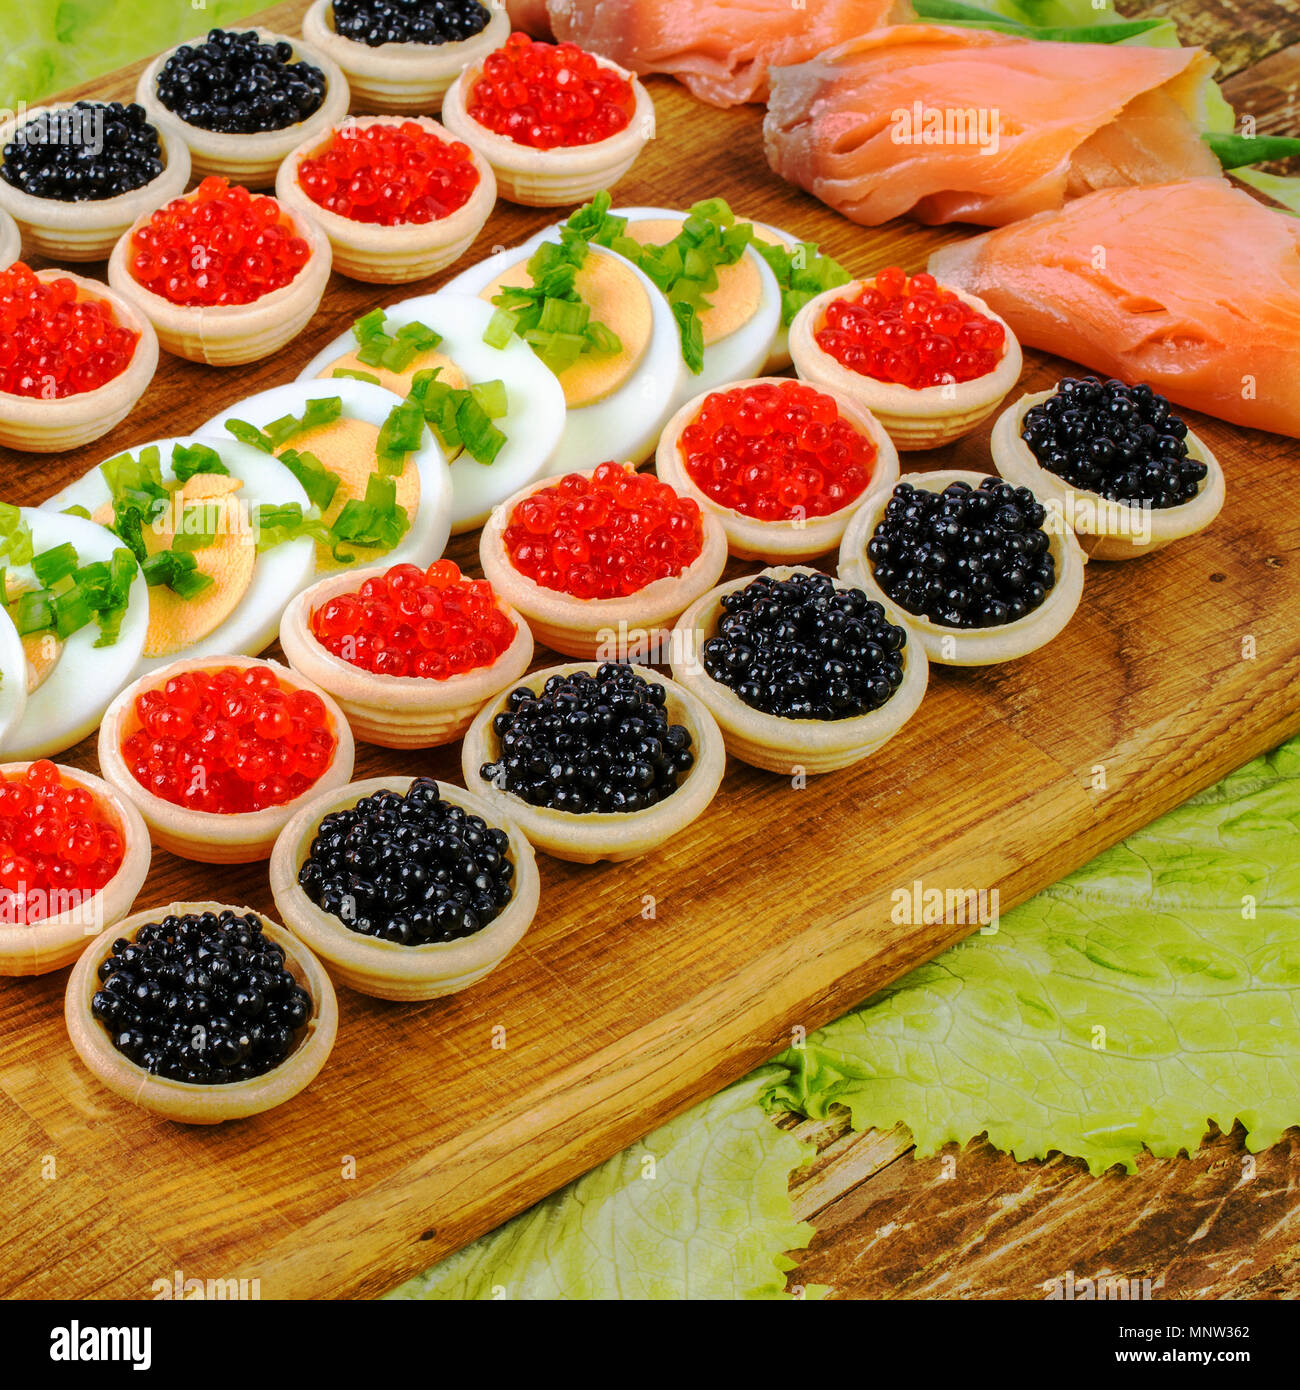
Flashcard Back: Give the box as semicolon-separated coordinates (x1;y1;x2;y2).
763;25;1223;226
546;0;911;107
929;180;1300;438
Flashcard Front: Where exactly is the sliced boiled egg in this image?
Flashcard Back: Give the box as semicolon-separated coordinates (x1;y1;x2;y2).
750;220;799;374
43;436;316;676
609;205;782;404
297;292;566;532
1;508;148;761
442;235;686;475
197;378;454;578
0;604;27;752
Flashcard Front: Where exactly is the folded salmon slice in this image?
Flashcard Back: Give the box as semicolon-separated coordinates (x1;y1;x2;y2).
764;25;1223;226
929;180;1300;438
547;0;910;106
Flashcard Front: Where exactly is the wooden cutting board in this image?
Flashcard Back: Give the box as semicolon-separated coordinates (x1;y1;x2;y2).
2;0;1298;1300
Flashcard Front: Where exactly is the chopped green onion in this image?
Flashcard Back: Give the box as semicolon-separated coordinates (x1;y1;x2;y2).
12;589;54;635
171;441;229;482
331;368;382;385
53;586;94;640
32;543;79;588
60;504;92;520
470;379;508;419
0;504;32;566
377;394;427;475
141;549;214;599
224;418;275;453
279;448;340;511
330;472;410;552
484;308;517;349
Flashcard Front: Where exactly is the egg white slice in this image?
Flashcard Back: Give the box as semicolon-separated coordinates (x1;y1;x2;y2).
607;206;783;408
297;293;566;533
750;220;800;374
2;509;148;761
195;378;454;574
442;238;687;475
0;604;27;752
43;436;316;677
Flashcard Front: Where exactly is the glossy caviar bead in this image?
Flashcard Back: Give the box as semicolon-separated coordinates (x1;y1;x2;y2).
311;559;515;678
0;761;125;925
480;662;693;814
332;0;492;46
297;122;480;226
128;177;311;307
0;262;139;398
1021;376;1206;509
503;463;704;600
121;665;336;814
816;268;1005;389
703;571;907;720
680;380;876;521
1;101;162;202
467;31;634;149
91;908;312;1084
297;778;513;944
156;28;326;135
867;478;1056;629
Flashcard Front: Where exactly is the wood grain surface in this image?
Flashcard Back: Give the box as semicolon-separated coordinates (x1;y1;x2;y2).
1;0;1298;1300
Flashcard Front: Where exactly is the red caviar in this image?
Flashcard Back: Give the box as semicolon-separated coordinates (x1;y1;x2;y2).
127;176;311;308
504;463;703;600
0;760;125;924
297;121;480;226
681;380;876;521
0;262;138;399
311;560;516;680
121;665;336;814
467;32;634;149
816;267;1005;389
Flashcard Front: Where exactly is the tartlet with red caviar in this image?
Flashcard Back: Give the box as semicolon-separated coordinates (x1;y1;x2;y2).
0;759;151;977
279;558;534;748
461;660;726;864
0;101;191;262
790;267;1022;451
302;0;511;114
0;263;158;452
65;900;338;1124
277;114;496;283
270;775;540;1001
136;28;349;188
479;462;728;659
441;31;654;206
108;176;331;366
97;654;355;863
656;377;900;564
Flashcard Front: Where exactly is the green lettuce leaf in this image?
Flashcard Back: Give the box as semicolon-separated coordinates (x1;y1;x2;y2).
765;741;1300;1175
388;1069;820;1300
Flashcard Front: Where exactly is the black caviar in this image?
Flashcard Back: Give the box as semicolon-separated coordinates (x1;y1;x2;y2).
867;478;1056;629
297;779;513;945
1;101;163;202
332;0;492;46
703;571;907;720
91;909;311;1085
1021;377;1206;509
156;29;327;135
480;664;694;814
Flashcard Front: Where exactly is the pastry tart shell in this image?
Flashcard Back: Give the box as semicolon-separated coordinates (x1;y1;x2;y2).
276;114;497;284
279;565;535;748
460;661;726;863
65;901;338;1124
0;207;17;269
0;762;151;976
837;468;1087;667
990;388;1227;562
107;198;332;366
440;52;654;207
789;281;1023;452
269;775;540;1000
669;566;929;775
97;654;356;863
0;105;191;262
135;29;351;188
479;465;729;660
0;269;158;452
301;0;511;113
655;377;901;564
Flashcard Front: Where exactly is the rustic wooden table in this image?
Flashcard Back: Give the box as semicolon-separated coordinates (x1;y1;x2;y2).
0;0;1297;1300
